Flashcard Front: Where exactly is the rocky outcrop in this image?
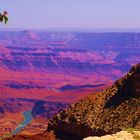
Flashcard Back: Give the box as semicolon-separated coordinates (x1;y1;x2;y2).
84;130;140;140
45;63;140;140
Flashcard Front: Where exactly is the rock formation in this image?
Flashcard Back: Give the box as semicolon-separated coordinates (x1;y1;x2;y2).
45;63;140;140
84;130;140;140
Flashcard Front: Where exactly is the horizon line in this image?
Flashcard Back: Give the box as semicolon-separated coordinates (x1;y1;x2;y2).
1;27;140;33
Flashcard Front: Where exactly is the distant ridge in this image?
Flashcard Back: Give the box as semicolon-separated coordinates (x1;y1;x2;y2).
2;28;140;32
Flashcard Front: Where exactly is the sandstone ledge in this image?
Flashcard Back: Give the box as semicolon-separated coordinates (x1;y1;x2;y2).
84;130;140;140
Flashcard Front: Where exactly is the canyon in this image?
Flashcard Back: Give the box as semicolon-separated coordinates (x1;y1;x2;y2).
4;63;140;140
0;31;140;137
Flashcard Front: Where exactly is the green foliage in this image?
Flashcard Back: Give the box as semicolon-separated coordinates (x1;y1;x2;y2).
0;11;8;24
124;128;140;140
125;128;139;132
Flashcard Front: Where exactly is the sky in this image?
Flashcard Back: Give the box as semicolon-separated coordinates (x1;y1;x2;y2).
0;0;140;31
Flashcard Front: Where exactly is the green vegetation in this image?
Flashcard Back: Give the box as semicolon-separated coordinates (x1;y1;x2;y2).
125;128;140;140
0;11;8;24
125;128;139;132
0;133;12;140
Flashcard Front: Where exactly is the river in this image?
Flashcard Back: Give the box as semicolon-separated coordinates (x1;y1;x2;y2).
11;110;33;135
0;110;33;139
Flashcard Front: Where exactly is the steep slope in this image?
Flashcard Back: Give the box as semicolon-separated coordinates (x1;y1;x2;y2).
3;64;140;140
46;63;140;140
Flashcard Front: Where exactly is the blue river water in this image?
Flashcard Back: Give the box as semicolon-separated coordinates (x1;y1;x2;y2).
11;110;33;135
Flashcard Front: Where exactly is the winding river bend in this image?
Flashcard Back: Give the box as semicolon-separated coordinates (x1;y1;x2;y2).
0;110;32;139
12;110;33;135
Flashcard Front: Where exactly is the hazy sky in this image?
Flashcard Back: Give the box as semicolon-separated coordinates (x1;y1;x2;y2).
0;0;140;30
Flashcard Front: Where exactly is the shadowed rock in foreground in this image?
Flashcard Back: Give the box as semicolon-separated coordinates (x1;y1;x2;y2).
4;64;140;140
